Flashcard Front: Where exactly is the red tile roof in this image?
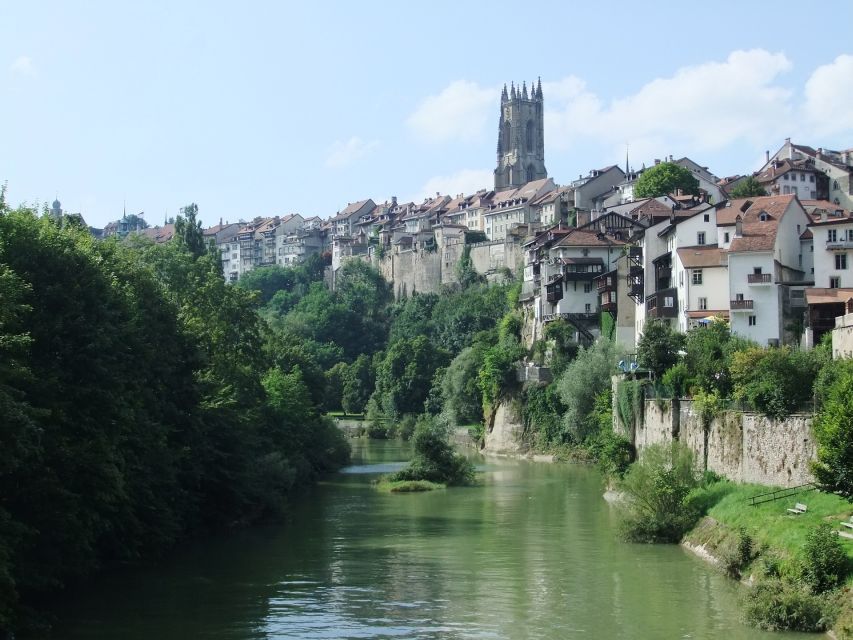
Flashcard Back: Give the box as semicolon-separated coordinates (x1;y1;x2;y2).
676;245;727;268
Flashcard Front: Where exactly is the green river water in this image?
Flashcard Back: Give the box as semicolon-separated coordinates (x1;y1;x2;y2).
52;439;807;639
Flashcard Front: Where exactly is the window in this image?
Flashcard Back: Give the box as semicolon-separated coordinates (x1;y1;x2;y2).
829;229;838;242
783;174;789;180
836;254;847;270
664;296;674;308
724;232;730;243
810;175;815;183
748;315;757;326
584;303;591;313
698;297;707;310
831;276;841;288
692;269;703;284
834;181;840;191
697;231;706;245
797;224;801;233
848;229;853;241
735;293;744;301
703;214;710;222
583;283;591;293
801;174;806;182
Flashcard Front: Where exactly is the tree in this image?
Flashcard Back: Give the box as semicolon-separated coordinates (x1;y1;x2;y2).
455;245;485;289
341;354;374;415
174;203;206;258
637;319;685;379
812;360;853;498
389;416;474;485
728;176;768;198
617;442;701;542
556;338;621;442
371;336;450;421
634;162;700;198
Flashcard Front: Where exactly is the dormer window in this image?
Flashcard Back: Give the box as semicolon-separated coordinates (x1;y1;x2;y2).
759;212;768;221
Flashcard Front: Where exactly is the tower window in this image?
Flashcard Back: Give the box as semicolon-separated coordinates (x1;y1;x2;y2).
526;120;534;151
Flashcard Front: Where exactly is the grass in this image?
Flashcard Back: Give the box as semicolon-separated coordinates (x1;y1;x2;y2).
375;479;446;493
326;412;365;420
701;481;853;566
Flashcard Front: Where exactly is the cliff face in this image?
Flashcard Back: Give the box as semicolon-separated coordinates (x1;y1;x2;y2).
483;398;527;454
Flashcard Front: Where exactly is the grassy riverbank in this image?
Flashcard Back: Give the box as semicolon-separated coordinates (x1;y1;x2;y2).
682;481;853;636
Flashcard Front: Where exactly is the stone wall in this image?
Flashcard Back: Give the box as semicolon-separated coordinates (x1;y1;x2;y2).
622;391;816;488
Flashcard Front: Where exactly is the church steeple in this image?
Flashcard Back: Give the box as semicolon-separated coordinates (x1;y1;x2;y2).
494;77;548;191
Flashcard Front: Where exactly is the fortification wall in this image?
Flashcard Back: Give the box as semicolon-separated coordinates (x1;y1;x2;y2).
626;391;815;488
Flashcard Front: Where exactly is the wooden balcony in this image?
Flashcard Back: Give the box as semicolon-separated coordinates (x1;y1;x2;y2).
747;273;771;284
730;298;754;311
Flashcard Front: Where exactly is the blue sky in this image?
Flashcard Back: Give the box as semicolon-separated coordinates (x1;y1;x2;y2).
2;1;853;229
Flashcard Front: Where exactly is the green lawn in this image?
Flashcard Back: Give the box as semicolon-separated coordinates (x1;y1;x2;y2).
703;482;853;563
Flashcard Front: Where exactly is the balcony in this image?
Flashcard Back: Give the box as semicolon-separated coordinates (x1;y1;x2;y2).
827;240;853;250
646;288;678;319
628;246;643;260
730;298;754;311
747;273;772;284
596;270;617;292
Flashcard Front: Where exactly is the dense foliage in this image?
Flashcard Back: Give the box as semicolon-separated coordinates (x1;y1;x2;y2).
0;205;349;633
633;162;700;198
617;442;702;543
812;360;853;498
389;417;475;486
727;176;768;198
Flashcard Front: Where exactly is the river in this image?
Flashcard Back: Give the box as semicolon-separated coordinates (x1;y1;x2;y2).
52;439;806;639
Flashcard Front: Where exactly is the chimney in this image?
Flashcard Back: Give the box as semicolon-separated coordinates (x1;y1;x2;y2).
821;211;827;222
735;216;743;237
765;150;770;163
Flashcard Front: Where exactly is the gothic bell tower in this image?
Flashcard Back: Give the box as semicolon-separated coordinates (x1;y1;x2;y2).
494;78;547;191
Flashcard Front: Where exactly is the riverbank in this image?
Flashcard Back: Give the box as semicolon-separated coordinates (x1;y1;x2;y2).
678;482;853;637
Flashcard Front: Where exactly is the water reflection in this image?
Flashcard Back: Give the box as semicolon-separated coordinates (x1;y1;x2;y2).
53;439;807;639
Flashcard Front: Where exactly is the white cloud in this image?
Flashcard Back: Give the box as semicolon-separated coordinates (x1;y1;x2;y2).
406;80;496;143
413;168;492;203
9;55;36;76
325;136;379;168
803;54;853;136
546;49;794;153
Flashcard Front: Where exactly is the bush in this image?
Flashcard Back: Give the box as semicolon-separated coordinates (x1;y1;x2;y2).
721;526;754;579
556;339;620;442
389;417;475;486
801;523;848;593
731;346;821;419
617;442;701;543
589;428;635;478
742;577;833;632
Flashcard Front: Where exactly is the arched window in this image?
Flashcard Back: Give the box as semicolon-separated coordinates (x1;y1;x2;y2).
507;167;513;184
502;122;511;153
526;164;535;182
526;120;534;151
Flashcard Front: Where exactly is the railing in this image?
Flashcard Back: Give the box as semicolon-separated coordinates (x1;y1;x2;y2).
730;298;754;310
826;240;853;250
747;483;816;507
747;273;771;284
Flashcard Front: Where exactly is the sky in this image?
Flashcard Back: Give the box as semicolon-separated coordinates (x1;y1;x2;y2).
2;1;853;230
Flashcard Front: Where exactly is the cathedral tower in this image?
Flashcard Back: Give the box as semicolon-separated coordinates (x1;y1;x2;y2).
494;78;547;191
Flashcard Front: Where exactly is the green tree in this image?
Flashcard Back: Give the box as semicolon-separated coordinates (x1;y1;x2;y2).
441;344;487;426
372;336;450;421
728;176;768;198
556;338;620;442
637;319;685;379
634;162;700;198
617;442;701;542
812;360;853;498
456;245;485;289
174;203;206;257
341;354;374;415
389;416;474;485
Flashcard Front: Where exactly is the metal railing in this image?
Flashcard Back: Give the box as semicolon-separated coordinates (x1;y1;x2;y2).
747;483;816;507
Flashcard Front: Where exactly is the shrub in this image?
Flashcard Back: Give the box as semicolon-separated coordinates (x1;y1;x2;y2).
389;417;475;486
742;577;833;632
721;526;754;579
730;346;820;419
589;427;635;478
661;362;690;398
557;339;621;442
617;442;701;543
801;523;848;593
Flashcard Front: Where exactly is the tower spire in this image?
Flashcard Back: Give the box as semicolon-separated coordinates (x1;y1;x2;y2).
510;81;516;99
501;83;508;102
536;76;543;100
625;144;630;176
522;81;528;100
